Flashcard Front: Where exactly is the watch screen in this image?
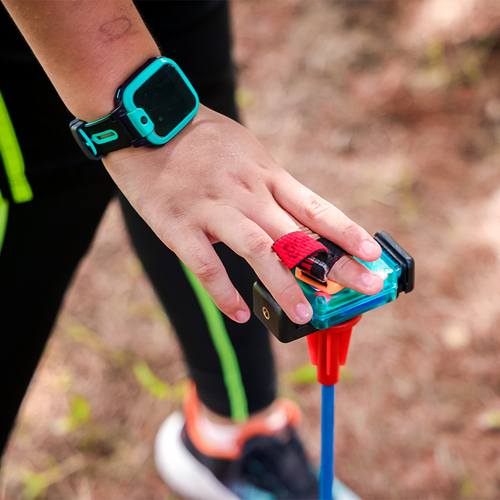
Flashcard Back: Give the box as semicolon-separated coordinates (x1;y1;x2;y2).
134;64;197;138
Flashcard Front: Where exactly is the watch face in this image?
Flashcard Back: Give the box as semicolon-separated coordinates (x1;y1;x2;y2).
133;63;197;138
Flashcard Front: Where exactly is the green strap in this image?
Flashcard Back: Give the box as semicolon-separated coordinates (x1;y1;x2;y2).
181;262;249;422
0;195;8;256
0;90;33;203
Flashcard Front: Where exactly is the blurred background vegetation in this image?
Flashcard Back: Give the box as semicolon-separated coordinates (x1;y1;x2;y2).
3;0;500;498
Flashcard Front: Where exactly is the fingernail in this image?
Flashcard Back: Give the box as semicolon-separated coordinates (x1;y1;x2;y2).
235;310;250;323
296;302;313;322
362;272;380;288
361;239;379;257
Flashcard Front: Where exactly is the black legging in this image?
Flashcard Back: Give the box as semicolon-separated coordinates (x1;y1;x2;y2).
0;0;275;456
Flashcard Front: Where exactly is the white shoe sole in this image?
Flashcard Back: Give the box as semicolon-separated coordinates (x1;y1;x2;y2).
333;479;362;500
155;412;362;500
154;412;240;500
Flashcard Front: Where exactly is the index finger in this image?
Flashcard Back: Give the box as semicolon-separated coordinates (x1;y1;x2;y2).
271;173;382;262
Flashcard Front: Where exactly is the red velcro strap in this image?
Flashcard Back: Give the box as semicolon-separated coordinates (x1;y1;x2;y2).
272;231;328;269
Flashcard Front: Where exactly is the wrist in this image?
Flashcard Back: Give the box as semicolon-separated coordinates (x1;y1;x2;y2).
104;104;210;167
68;51;160;122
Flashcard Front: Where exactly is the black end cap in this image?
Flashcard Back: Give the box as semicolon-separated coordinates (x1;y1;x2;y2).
374;231;415;295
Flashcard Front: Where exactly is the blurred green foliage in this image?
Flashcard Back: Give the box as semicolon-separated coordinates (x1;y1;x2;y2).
133;361;172;400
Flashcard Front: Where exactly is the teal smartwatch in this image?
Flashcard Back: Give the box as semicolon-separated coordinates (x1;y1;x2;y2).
70;57;199;161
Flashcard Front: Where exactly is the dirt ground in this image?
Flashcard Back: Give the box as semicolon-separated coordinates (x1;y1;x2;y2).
3;1;500;499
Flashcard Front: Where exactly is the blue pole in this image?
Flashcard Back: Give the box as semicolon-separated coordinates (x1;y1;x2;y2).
319;384;335;500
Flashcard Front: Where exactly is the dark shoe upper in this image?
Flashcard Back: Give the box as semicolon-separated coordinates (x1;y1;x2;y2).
182;423;319;500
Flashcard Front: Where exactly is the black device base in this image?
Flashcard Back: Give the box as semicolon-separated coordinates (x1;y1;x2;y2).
253;231;414;343
253;281;317;343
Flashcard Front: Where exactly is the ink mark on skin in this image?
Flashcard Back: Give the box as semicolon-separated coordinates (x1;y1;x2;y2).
99;16;134;43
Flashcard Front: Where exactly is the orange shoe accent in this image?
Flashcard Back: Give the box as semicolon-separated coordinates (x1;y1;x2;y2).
236;399;302;451
183;385;302;461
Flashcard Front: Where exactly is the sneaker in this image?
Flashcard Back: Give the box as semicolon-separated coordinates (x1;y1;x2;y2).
154;392;319;499
333;480;362;500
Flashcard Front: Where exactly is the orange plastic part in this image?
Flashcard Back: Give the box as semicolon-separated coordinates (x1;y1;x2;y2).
295;268;344;295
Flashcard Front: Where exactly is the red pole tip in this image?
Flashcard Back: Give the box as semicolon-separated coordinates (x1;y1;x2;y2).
306;315;362;386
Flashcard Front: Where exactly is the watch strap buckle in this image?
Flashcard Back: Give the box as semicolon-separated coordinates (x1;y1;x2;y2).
70;114;135;161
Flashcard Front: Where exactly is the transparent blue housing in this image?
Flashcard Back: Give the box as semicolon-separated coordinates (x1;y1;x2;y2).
298;250;402;330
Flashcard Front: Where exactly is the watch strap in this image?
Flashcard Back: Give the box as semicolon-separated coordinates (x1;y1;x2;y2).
70;113;135;161
70;57;199;161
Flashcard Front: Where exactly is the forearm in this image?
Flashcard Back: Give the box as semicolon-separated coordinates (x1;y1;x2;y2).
1;0;159;121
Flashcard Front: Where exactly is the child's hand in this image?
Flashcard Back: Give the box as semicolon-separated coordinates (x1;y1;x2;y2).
104;105;383;324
